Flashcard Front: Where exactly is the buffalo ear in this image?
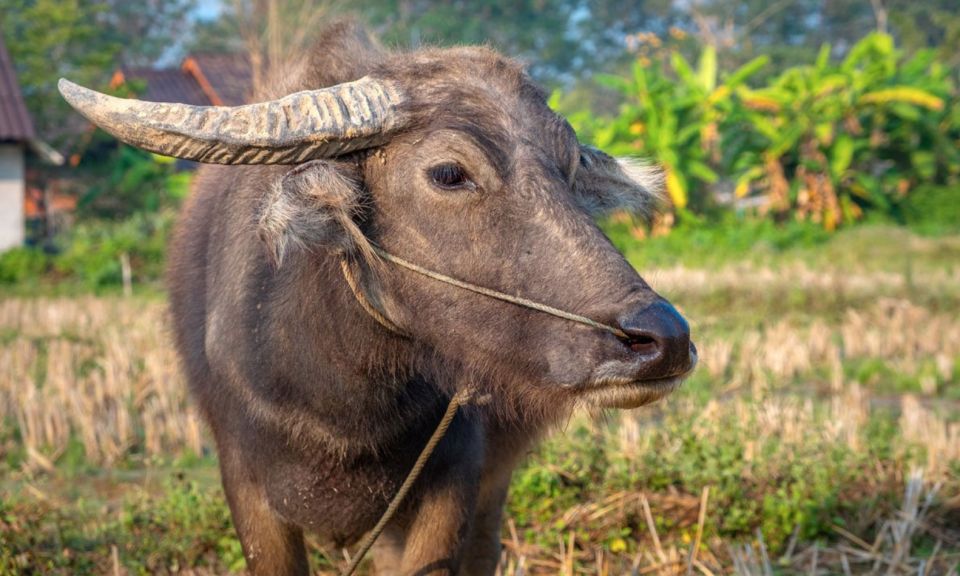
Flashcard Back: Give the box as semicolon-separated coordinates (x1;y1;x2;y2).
573;145;664;221
258;159;372;266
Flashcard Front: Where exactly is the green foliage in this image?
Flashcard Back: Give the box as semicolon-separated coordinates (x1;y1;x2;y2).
647;0;960;77
585;46;767;212
636;413;869;548
509;422;607;533
0;210;174;292
98;0;196;67
0;0;196;145
0;145;188;292
365;0;581;81
78;146;190;218
901;185;960;234
564;33;960;230
0;248;49;284
0;0;118;145
118;478;240;573
733;33;957;229
53;211;173;290
0;476;239;574
886;0;960;69
602;216;832;270
185;0;960;89
191;0;679;85
503;401;914;559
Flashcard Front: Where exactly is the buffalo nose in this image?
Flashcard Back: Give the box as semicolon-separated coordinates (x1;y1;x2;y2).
616;300;692;378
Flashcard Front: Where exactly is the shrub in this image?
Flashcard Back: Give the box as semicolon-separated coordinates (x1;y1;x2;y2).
901;184;960;233
52;211;173;290
0;248;49;284
0;211;174;291
732;34;956;230
78;145;190;219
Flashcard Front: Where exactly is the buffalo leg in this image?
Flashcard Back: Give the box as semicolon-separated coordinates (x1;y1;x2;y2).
398;481;475;575
457;478;510;576
387;412;481;575
459;432;534;576
218;442;309;576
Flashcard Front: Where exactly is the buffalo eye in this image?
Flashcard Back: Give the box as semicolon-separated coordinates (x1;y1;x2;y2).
427;163;475;191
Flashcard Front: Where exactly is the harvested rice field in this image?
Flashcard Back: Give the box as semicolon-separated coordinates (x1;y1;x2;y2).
1;226;958;575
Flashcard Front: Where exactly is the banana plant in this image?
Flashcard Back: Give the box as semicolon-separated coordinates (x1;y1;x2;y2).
558;31;957;231
591;45;768;213
732;33;951;229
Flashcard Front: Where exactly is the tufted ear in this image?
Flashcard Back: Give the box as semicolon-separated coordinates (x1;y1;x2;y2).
573;145;664;220
258;159;374;266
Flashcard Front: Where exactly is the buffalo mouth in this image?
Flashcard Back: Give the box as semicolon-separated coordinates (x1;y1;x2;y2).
578;342;698;409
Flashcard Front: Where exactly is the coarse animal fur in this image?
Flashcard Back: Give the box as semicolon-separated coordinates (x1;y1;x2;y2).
166;20;693;575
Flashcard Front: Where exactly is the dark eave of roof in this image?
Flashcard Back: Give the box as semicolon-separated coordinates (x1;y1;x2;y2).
0;32;36;141
113;52;253;109
184;53;252;106
116;66;211;106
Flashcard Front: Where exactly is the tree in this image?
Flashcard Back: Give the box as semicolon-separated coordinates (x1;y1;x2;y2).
359;0;677;83
887;0;960;68
0;0;118;145
189;0;679;86
190;0;342;93
671;0;960;78
0;0;196;145
100;0;197;67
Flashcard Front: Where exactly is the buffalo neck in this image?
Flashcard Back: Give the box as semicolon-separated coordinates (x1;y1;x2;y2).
255;250;448;455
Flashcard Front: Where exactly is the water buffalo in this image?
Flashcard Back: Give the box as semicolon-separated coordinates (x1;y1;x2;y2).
60;21;696;576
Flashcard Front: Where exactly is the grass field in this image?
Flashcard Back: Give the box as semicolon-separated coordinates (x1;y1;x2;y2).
1;225;958;575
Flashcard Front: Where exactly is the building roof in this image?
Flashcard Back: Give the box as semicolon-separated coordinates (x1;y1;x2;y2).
185;53;252;106
112;53;252;108
115;66;211;106
0;32;35;141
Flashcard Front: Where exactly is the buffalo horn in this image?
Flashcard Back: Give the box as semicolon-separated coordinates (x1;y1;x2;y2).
58;76;406;164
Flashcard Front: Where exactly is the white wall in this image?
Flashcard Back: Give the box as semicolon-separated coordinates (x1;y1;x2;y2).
0;144;25;251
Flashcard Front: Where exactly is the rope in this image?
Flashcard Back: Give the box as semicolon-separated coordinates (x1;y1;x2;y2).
369;245;629;340
339;259;406;335
341;387;473;576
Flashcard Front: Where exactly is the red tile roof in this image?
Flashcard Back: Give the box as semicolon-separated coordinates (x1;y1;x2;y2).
0;32;35;141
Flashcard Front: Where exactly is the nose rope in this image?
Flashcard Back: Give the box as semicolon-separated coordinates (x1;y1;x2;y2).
357;244;630;340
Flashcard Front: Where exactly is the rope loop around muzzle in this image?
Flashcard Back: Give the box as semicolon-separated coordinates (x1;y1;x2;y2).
339;244;630;340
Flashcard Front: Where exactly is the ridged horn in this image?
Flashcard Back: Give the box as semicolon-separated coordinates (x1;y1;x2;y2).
58;76;407;164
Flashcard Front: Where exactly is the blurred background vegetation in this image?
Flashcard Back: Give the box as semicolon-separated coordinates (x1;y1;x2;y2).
0;1;958;574
0;0;958;290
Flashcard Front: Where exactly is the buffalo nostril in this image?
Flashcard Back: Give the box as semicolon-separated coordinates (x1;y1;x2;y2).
623;333;659;355
616;300;692;376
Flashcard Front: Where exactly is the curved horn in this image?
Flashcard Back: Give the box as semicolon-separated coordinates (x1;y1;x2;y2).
58;77;407;164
